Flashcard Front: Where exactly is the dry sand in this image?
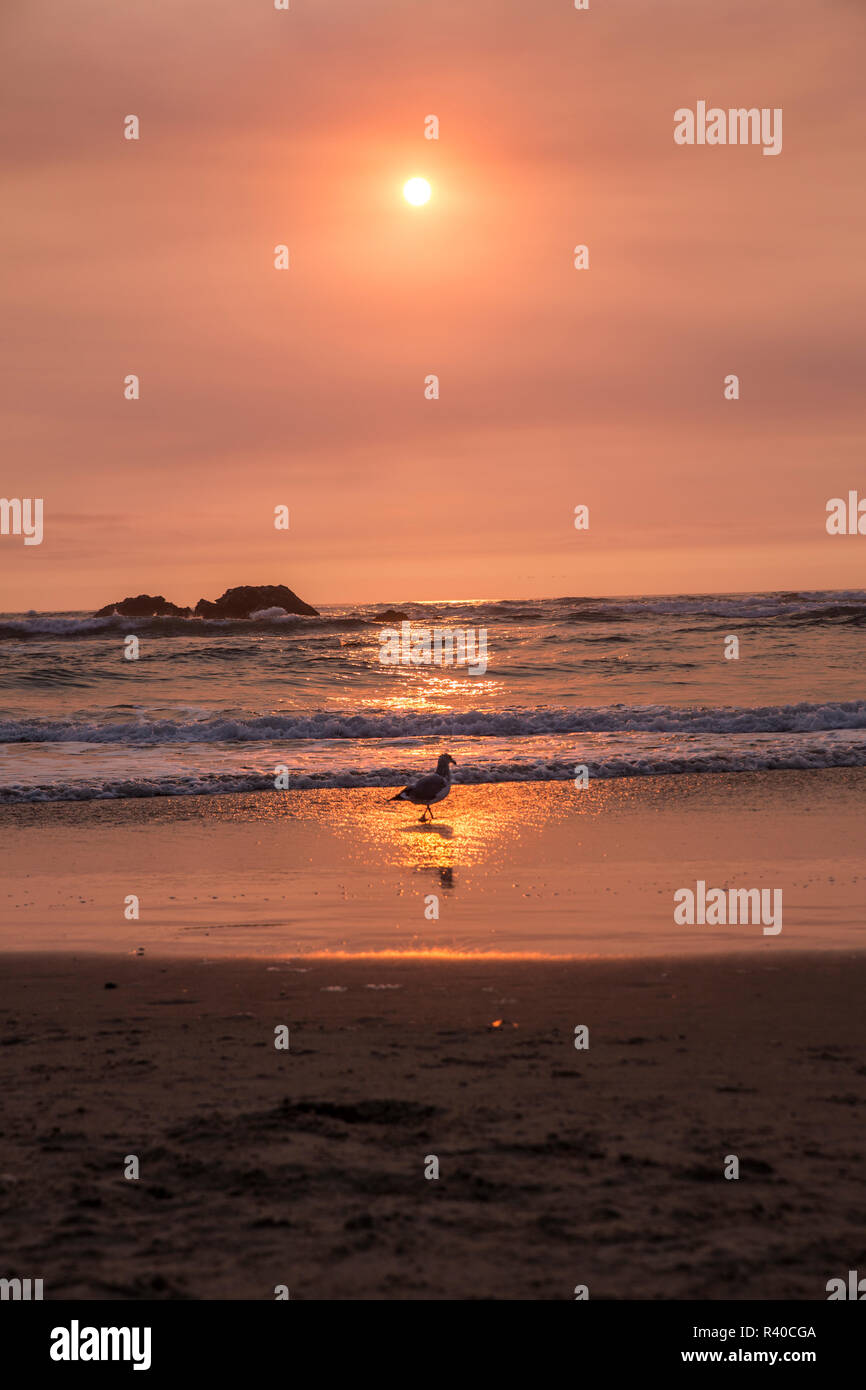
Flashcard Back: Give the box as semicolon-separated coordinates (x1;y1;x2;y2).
2;950;865;1300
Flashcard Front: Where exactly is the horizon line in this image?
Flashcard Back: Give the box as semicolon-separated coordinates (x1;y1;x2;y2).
5;582;866;617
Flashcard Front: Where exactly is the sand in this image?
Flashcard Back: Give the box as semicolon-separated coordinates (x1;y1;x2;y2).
1;768;864;1299
2;768;865;956
2;950;865;1300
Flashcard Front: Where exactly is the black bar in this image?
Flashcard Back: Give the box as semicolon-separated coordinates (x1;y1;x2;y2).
2;1299;858;1376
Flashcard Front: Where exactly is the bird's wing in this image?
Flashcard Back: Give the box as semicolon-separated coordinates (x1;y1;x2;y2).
410;773;446;799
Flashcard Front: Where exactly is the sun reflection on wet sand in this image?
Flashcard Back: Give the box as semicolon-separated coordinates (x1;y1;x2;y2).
284;947;571;961
318;778;579;877
3;772;863;958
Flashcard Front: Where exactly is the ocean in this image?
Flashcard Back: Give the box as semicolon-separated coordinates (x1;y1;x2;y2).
1;591;865;803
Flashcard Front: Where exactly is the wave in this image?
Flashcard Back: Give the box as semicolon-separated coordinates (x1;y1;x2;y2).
0;614;371;640
3;700;866;745
559;596;866;623
4;742;866;803
3;591;866;639
564;608;631;623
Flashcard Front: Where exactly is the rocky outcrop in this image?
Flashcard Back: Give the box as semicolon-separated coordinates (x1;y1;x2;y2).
373;609;409;622
94;584;319;619
193;585;319;618
94;594;191;618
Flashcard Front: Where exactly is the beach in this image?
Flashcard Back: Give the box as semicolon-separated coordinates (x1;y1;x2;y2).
2;770;864;956
1;770;864;1299
4;0;865;1330
2;950;864;1300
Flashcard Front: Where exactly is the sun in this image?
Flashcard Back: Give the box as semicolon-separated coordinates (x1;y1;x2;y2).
403;177;431;206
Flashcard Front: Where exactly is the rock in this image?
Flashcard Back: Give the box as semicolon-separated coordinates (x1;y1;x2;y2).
374;609;409;622
194;585;318;618
94;584;319;620
93;595;191;618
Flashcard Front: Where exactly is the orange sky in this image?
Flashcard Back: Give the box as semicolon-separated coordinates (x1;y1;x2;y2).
1;0;865;611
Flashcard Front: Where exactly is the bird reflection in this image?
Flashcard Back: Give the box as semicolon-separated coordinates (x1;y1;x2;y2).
409;861;455;889
401;821;453;841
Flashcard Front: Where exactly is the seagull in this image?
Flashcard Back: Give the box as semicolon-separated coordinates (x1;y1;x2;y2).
389;754;456;821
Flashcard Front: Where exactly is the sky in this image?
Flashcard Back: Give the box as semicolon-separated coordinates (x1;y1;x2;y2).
1;0;865;611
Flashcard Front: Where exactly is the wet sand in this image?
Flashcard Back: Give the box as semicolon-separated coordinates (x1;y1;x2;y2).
2;769;865;956
1;950;864;1299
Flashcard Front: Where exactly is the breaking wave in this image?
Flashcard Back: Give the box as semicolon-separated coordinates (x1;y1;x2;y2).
4;740;866;803
3;700;865;745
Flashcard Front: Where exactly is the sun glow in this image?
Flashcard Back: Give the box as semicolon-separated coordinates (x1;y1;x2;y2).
403;177;431;206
